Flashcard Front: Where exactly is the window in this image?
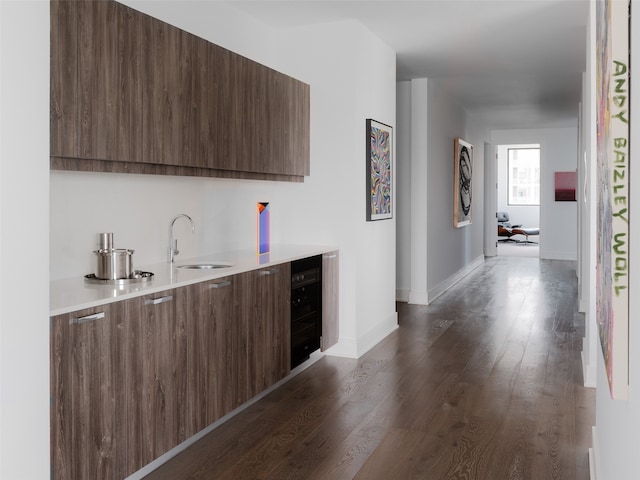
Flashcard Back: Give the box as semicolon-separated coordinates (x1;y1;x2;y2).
508;148;540;205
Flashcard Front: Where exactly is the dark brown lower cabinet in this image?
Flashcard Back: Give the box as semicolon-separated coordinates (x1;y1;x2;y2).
51;260;299;478
188;266;291;435
125;288;188;474
186;275;248;437
50;289;189;479
246;264;291;398
322;251;339;351
50;302;128;480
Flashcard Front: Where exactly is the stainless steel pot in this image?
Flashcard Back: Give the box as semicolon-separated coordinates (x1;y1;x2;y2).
94;248;135;280
98;232;114;251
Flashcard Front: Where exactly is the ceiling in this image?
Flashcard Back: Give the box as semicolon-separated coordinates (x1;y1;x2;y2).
227;0;589;130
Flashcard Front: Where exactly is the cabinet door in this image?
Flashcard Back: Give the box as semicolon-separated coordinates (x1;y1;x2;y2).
50;302;127;480
143;18;198;166
322;251;339;351
50;0;79;158
224;59;309;176
286;77;311;176
51;0;142;162
78;0;142;162
186;276;247;436
245;264;291;398
243;61;272;174
193;40;230;170
223;54;252;173
51;0;309;180
125;288;188;473
265;71;310;177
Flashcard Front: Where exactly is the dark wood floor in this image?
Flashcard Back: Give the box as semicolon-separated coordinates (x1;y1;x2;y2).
144;256;594;480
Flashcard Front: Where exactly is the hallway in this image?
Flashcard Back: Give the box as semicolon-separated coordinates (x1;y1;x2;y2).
145;256;594;480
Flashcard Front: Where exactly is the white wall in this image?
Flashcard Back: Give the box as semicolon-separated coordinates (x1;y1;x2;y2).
50;2;398;358
396;81;412;302
426;79;486;295
276;17;399;354
0;1;51;479
496;144;540;229
592;1;640;478
408;78;429;304
491;128;578;261
396;78;488;305
0;2;397;476
580;0;597;389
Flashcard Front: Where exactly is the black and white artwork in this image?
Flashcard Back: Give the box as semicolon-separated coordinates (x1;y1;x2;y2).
454;137;473;228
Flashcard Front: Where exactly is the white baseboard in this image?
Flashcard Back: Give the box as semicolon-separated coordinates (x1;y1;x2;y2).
589;426;600;480
579;297;587;313
324;337;359;358
582;350;597;388
396;288;410;303
355;312;398;357
326;311;399;359
540;250;577;262
428;255;485;303
408;290;429;305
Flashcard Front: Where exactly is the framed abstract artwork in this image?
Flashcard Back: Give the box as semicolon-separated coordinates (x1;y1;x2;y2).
596;0;630;399
453;138;473;228
555;171;577;201
257;202;270;255
366;119;393;221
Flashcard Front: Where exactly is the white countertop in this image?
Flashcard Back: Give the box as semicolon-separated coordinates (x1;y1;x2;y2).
50;244;337;316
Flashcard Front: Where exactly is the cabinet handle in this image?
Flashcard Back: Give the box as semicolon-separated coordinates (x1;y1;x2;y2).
71;311;105;325
260;268;280;276
145;295;173;306
209;280;232;289
324;254;337;259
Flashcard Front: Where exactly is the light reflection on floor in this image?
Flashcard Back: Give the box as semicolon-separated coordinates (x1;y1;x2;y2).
497;241;539;258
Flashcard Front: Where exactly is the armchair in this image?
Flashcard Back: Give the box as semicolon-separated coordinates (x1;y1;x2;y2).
497;211;521;243
497;211;540;244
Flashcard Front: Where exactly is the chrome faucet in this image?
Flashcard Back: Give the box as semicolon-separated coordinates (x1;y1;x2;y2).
169;214;195;263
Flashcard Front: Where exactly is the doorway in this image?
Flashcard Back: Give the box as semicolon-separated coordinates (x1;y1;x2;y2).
496;143;540;258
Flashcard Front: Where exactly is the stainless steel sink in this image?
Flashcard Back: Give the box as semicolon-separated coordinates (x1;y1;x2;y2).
177;263;232;270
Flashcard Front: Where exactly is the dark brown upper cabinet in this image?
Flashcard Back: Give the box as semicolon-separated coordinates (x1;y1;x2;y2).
50;0;78;158
141;15;197;167
50;0;310;182
51;0;142;163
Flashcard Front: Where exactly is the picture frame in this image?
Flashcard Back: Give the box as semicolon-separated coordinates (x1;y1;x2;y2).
595;0;630;400
453;137;473;228
366;119;393;221
554;171;577;202
257;202;270;255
